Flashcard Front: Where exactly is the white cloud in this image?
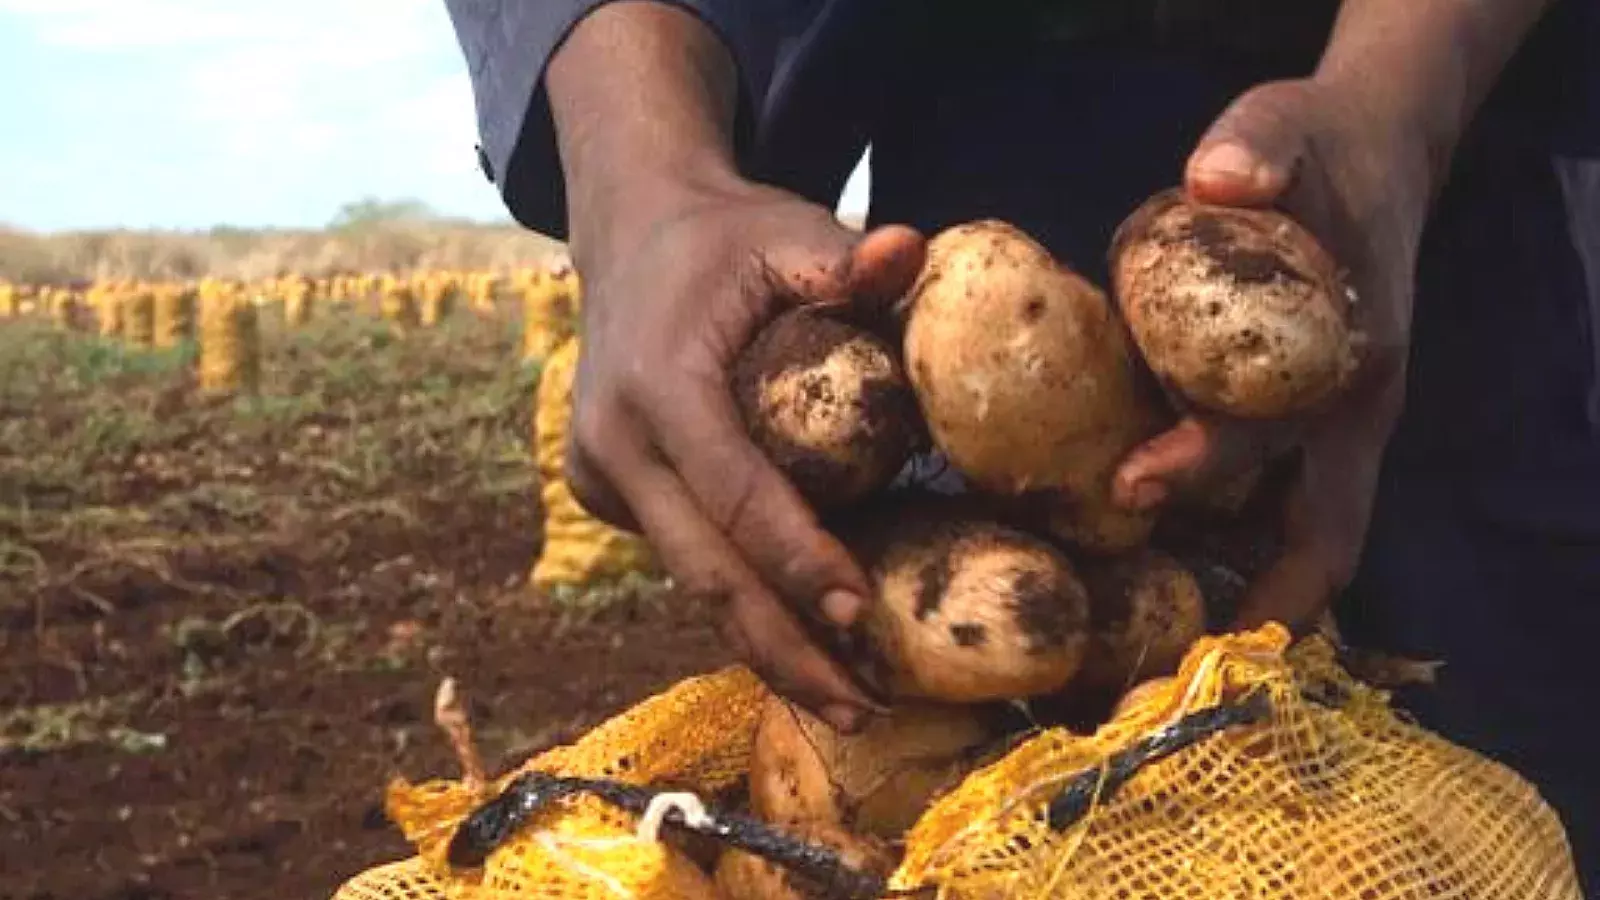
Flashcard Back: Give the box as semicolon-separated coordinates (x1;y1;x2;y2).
0;0;505;229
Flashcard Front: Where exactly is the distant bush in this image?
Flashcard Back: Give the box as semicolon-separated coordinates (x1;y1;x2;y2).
0;199;559;284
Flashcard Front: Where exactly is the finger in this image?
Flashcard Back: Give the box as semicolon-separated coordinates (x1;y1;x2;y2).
565;356;642;531
1230;541;1339;637
844;224;926;304
764;221;926;315
1231;380;1400;634
564;436;640;531
594;430;880;728
1185;82;1314;207
637;365;875;630
1111;415;1287;512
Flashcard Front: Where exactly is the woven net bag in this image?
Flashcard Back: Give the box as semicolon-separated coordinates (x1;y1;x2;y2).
334;666;768;900
520;272;581;363
529;337;657;591
333;626;1580;900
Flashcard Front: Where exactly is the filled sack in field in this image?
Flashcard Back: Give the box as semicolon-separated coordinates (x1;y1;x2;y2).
332;625;1582;900
529;336;657;592
520;267;581;363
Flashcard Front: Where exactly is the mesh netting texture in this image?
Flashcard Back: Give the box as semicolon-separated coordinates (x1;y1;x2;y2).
530;336;657;591
333;626;1581;900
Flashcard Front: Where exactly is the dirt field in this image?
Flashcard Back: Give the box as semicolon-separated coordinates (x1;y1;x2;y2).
0;303;729;900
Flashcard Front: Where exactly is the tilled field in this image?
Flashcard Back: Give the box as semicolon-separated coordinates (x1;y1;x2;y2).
0;307;728;900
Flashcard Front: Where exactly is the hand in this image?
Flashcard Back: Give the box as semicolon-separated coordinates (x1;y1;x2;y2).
565;175;924;731
1111;78;1434;633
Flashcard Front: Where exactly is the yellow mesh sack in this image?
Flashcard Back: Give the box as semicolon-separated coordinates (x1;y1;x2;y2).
334;627;1580;900
419;282;456;327
97;291;126;338
530;337;657;591
285;286;315;327
333;666;768;900
382;287;420;333
893;624;1581;900
153;287;196;347
520;273;581;363
123;290;157;348
198;291;261;394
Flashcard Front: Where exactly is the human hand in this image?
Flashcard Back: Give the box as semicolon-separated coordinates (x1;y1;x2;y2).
1111;78;1434;633
565;175;924;731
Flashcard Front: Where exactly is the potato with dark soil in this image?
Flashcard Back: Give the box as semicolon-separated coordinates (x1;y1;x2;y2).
903;220;1172;553
835;495;1093;702
1111;675;1177;720
748;693;997;838
714;821;895;900
1110;188;1358;419
733;306;923;509
1079;549;1207;692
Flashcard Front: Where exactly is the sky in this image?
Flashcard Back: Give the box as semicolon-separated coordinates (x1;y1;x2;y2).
0;1;871;233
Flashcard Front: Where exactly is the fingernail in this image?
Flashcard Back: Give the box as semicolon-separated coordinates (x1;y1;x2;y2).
821;703;868;734
1129;480;1169;512
1193;141;1260;183
821;590;863;628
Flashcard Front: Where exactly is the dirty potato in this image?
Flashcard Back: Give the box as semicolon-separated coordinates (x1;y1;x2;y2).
749;694;995;839
836;495;1093;702
1079;549;1207;692
903;220;1171;553
734;307;923;509
1110;188;1359;419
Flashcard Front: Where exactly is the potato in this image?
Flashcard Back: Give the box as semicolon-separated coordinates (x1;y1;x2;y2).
749;694;995;838
1079;549;1207;692
904;220;1171;553
1111;675;1178;720
734;307;923;509
713;822;895;900
1110;188;1358;419
836;496;1092;702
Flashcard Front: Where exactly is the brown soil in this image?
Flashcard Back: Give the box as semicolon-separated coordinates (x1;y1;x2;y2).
0;307;729;900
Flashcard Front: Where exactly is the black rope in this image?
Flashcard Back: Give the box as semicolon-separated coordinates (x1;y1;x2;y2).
1047;690;1274;831
447;772;895;900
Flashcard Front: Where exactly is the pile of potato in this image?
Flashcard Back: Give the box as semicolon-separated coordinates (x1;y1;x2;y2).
708;189;1357;898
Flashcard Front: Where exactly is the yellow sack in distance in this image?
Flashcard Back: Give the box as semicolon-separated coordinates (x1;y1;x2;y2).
520;268;581;363
531;337;656;590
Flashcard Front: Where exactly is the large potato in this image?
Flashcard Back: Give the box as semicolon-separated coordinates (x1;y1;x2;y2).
1078;549;1207;692
904;220;1171;553
734;307;923;509
1110;188;1358;418
835;495;1092;702
748;693;996;838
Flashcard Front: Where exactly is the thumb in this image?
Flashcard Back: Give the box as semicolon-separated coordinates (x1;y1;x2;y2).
844;224;926;304
1186;82;1314;207
764;222;926;314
